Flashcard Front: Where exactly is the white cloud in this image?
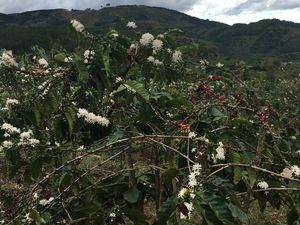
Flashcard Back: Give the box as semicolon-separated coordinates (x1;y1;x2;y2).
0;0;299;25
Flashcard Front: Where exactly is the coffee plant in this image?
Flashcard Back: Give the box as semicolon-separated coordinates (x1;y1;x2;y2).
0;20;299;225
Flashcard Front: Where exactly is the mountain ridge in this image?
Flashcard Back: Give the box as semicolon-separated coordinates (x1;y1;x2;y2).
0;5;300;61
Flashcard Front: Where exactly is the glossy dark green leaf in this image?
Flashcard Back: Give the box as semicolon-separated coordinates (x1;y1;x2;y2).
123;187;140;204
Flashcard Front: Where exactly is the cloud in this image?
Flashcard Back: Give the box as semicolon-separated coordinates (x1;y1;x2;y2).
0;0;199;14
227;0;300;15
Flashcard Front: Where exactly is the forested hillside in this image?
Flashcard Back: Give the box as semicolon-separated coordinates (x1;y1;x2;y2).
1;5;300;61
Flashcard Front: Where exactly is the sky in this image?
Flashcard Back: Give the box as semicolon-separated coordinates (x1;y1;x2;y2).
0;0;299;25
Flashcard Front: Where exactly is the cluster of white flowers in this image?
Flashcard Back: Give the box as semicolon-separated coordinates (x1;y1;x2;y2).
77;108;110;127
172;50;182;63
147;56;163;66
109;212;116;218
177;172;198;219
291;165;300;177
38;58;49;67
257;181;269;189
152;39;163;51
70;19;85;32
157;34;164;39
214;142;226;161
1;122;20;134
188;163;202;188
216;62;224;68
188;132;197;139
180;202;194;220
5;99;19;108
0;50;18;67
178;187;188;199
39;197;54;206
37;80;51;97
127;21;137;29
115;77;123;83
84;49;95;64
2;140;13;149
18;129;40;147
64;56;73;63
110;30;119;38
199;136;210;144
140;33;154;46
200;59;209;69
77;145;85;151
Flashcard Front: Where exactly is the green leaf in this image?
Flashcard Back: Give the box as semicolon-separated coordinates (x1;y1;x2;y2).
201;192;235;225
124;209;147;225
125;80;149;102
54;53;67;63
123;187;140;204
233;166;243;185
227;203;248;224
31;157;44;179
246;167;257;187
64;106;76;136
161;168;179;183
111;84;126;95
74;56;89;84
155;195;178;225
32;104;41;126
31;208;46;225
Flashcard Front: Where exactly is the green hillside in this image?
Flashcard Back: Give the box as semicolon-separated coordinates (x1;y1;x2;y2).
1;5;300;61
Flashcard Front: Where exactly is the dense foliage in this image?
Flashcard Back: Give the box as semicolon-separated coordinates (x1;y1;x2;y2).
0;19;300;225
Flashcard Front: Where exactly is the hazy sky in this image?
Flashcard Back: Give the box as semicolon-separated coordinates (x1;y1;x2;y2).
0;0;299;25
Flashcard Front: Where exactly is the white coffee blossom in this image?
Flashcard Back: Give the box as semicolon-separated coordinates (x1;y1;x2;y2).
181;202;194;220
127;21;137;29
153;59;163;66
190;193;196;199
84;49;95;60
5;99;19;108
0;50;18;67
157;34;164;39
70;19;85;32
291;165;300;177
2;141;13;149
39;197;54;206
188;132;197;139
199;136;210;144
180;213;187;220
178;187;188;199
172;50;182;63
109;212;116;218
64;57;72;63
20;129;33;140
215;142;225;161
77;146;85;151
192;163;202;174
140;33;154;46
33;192;39;200
19;129;40;146
77;108;110;127
147;56;155;63
257;181;269;189
216;62;224;68
115;77;123;83
152;39;163;51
1;123;20;134
188;172;198;188
38;58;48;67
